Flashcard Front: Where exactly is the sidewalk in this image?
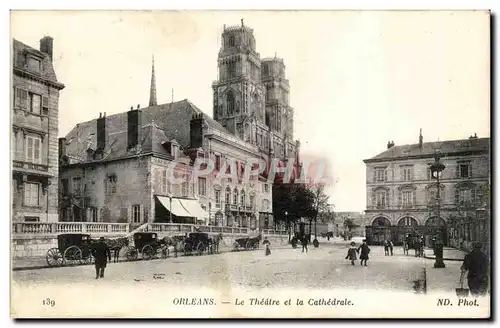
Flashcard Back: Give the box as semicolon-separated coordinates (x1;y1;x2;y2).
423;247;466;261
424;258;463;293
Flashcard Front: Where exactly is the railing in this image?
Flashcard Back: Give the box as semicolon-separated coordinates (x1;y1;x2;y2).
12;222;129;235
12;222;287;236
12;160;49;172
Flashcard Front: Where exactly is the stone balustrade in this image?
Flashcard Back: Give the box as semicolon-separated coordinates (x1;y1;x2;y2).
11;222;286;237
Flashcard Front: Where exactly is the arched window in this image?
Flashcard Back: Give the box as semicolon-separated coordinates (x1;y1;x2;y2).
240;190;245;205
398;217;418;226
227;91;235;115
228;35;235;47
225;187;231;204
263;64;269;76
233;188;238;205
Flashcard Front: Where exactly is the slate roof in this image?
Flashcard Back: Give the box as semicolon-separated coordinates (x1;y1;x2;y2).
63;99;230;163
364;137;490;163
12;39;63;88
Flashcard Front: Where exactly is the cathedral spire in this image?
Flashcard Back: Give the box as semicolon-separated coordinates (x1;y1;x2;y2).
149;55;157;107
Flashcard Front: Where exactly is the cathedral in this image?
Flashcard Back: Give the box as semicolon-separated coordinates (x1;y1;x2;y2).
212;19;299;164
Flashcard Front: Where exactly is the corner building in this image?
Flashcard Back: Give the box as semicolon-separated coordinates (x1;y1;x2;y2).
11;37;65;223
363;132;490;251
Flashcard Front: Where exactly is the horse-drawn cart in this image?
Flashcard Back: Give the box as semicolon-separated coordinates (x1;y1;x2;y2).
46;233;94;267
128;232;170;260
233;234;261;251
183;232;211;256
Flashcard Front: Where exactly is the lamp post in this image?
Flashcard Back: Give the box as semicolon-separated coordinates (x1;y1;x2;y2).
430;153;446;268
168;194;173;223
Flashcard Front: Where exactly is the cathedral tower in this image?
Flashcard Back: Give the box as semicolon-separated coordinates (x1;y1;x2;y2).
212;19;268;147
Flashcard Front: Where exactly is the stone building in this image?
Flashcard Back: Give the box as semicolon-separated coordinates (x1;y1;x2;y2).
363;131;490;250
58;21;301;231
11;37;65;223
212;20;299;164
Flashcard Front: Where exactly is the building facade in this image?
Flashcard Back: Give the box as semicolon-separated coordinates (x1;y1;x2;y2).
12;37;65;223
58;21;300;231
363;132;490;251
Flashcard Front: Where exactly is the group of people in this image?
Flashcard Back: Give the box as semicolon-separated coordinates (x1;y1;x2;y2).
383;240;394;256
345;240;371;266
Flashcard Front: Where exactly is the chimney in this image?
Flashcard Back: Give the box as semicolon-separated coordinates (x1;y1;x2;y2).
190;113;204;149
58;137;66;160
387;141;395;149
419;128;423;148
40;36;54;61
97;113;106;151
127;108;142;150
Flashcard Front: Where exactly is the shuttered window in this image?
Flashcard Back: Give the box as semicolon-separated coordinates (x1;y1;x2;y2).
24;183;39;206
15;88;28;109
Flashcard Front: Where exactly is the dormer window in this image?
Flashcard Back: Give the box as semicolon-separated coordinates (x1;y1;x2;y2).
171;144;179;158
27;56;41;74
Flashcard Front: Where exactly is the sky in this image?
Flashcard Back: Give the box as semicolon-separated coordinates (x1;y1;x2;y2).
10;10;490;212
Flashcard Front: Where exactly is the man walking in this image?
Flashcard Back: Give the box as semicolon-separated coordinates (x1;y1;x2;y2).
301;235;309;253
389;240;394;256
92;237;111;279
358;239;370;266
461;242;489;296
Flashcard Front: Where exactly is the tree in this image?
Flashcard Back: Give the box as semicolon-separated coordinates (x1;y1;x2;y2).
307;183;330;241
272;183;315;241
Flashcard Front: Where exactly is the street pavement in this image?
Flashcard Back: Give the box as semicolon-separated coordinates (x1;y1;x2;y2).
13;242;427;292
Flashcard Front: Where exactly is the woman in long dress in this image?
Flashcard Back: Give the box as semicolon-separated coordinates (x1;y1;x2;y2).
263;237;271;256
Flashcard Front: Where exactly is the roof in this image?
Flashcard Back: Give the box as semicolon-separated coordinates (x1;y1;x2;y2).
12;39;64;88
63;99;231;164
364;137;490;163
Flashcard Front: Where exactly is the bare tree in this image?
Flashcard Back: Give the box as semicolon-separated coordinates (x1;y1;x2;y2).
307;183;330;241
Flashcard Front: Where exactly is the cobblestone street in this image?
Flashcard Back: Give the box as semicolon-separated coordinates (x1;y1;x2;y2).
13;242;426;292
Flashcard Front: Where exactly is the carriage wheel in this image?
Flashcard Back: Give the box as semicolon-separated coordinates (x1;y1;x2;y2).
126;246;138;261
184;244;192;256
245;241;252;250
142;245;154;260
46;248;63;267
82;253;94;265
196;242;206;256
160;246;169;259
63;246;82;266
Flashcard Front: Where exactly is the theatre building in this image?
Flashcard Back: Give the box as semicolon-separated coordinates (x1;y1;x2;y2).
363;131;490;250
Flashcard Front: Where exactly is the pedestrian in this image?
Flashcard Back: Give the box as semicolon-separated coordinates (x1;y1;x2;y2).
345;242;357;266
461;242;489;296
384;240;389;256
92;237;111;279
389;240;394;256
301;236;308;253
263;237;271;256
358;239;370;266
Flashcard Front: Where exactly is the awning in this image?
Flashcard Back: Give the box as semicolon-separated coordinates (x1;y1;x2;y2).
179;198;209;219
156;196;191;217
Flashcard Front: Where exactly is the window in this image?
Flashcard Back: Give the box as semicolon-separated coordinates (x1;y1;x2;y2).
228;61;236;78
25;135;42;164
263;64;269;76
132;205;141;223
233;188;238;205
215;190;221;204
161;170;167;194
374;168;387;182
375;191;387;208
228;35;235;46
227;92;235;114
264;184;269;193
249;195;254;207
72;177;82;195
15;88;28;109
198;177;207;196
215;155;221;171
171;145;179;158
24;183;39;206
61;179;69;195
24;216;40;222
91;208;98;222
42;96;49;114
27;57;41;74
108;175;117;194
31;93;41;114
181;181;188;197
458;188;475;206
401;166;413;181
402;191;413;207
225;187;231;204
458;163;472;178
240;190;245;205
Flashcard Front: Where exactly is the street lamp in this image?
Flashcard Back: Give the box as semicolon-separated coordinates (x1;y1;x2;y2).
168;194;173;223
430;153;446;268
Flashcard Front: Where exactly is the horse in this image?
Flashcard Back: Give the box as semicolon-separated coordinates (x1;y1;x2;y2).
101;237;129;263
208;233;223;254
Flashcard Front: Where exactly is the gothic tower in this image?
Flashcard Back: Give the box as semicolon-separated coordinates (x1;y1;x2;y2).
212;19;268;147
